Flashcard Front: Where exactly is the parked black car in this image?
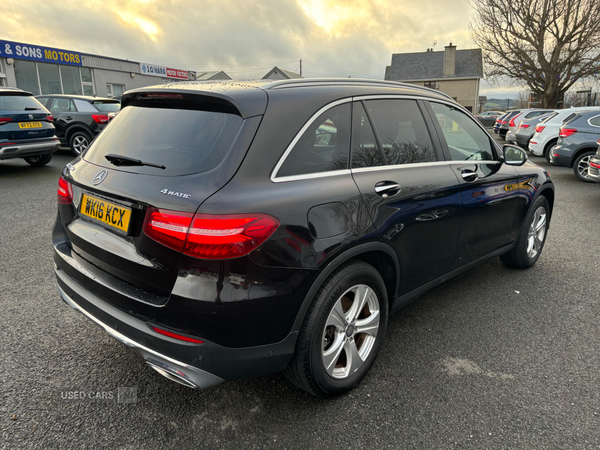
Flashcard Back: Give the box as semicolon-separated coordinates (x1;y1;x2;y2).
515;112;557;150
0;87;60;166
492;112;510;134
53;79;555;396
497;110;523;139
36;95;120;155
550;110;600;182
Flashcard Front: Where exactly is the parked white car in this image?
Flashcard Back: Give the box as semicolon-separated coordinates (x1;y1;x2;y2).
529;106;600;162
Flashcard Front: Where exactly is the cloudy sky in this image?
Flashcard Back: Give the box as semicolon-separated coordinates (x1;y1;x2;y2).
4;0;520;97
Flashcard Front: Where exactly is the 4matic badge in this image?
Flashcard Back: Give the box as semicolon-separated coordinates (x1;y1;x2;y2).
160;189;191;199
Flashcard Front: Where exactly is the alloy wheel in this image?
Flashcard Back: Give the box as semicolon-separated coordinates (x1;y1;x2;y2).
73;135;90;154
322;284;380;379
576;155;592;180
527;206;547;259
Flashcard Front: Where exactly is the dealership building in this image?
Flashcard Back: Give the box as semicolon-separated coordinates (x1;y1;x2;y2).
0;39;195;98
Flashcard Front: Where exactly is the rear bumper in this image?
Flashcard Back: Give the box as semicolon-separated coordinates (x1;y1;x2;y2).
550;153;570;167
57;283;224;389
515;134;531;149
0;138;60;160
54;253;298;387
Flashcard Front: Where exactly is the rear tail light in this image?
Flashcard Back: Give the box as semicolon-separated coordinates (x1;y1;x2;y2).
151;326;203;344
559;128;577;138
500;120;507;125
535;125;545;133
46;115;54;122
519;124;530;129
509;113;522;128
91;114;110;124
0;117;12;125
144;209;280;259
57;177;73;204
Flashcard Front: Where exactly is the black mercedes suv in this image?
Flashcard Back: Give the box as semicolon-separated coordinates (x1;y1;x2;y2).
0;87;59;166
53;79;555;396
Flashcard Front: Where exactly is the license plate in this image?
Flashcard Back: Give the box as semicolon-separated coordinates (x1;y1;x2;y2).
80;193;132;233
18;122;42;129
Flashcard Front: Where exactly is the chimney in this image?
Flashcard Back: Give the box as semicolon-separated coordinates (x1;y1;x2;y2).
443;42;456;77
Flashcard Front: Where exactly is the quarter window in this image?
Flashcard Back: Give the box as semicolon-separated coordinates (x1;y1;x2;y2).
590;115;600;127
430;102;495;161
277;103;351;178
359;99;436;166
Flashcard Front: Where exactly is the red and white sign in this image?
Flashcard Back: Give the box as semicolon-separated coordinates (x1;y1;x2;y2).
166;68;189;79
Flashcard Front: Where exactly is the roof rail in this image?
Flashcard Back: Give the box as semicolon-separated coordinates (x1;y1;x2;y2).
262;78;455;101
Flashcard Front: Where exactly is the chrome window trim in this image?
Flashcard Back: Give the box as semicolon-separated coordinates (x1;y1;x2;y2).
270;98;352;182
270;94;496;182
351;160;500;174
587;114;600;128
273;169;352;183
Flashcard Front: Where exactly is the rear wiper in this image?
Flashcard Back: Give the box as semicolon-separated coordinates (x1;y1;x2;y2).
105;153;166;169
24;107;40;111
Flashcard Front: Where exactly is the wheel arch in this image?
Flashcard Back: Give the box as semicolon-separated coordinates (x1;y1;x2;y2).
543;138;557;155
290;242;399;334
537;186;555;220
569;147;597;168
65;125;92;142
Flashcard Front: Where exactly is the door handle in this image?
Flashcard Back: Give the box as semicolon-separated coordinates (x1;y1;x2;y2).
461;170;478;182
374;181;401;197
65;116;73;120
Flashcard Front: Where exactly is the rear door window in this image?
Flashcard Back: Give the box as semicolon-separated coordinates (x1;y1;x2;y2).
83;106;243;176
430;102;495;161
50;98;76;113
277;103;351;177
353;99;436;167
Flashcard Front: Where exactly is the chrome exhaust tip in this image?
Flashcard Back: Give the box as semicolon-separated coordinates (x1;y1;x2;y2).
146;359;199;389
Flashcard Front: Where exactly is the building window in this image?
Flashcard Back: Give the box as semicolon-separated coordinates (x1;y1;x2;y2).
0;59;6;87
81;67;94;95
14;60;94;96
38;63;62;94
424;81;437;89
14;60;40;95
61;66;82;95
106;83;125;98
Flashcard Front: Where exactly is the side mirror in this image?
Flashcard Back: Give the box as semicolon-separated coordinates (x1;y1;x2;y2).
502;144;527;166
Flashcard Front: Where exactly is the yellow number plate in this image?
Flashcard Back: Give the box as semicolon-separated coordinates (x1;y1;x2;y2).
18;122;42;129
80;194;132;233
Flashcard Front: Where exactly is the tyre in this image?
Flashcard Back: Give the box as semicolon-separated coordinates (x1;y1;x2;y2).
500;196;549;269
573;151;595;182
284;261;388;396
544;140;556;163
24;154;52;166
69;131;92;156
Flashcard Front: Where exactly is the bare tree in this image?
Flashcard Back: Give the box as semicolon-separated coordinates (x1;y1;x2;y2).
470;0;600;108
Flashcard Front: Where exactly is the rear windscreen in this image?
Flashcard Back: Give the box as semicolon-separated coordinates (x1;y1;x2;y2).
83;106;243;176
0;94;45;111
91;101;121;112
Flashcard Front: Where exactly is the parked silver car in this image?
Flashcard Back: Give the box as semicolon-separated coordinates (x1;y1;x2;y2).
505;109;554;144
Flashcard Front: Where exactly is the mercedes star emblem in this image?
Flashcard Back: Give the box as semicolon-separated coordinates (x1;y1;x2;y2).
92;169;108;185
